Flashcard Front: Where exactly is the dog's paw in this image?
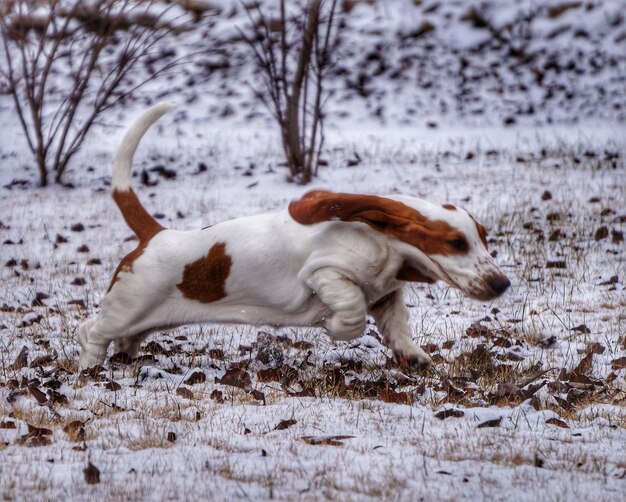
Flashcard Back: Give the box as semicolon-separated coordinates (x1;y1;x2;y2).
392;346;432;371
325;313;366;341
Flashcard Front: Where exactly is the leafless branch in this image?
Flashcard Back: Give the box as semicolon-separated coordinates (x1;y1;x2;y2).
240;0;338;184
0;0;194;186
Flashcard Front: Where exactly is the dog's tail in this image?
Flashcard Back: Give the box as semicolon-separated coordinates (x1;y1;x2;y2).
112;102;172;241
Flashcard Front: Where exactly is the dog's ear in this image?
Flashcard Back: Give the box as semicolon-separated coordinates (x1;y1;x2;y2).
289;191;470;257
288;191;414;230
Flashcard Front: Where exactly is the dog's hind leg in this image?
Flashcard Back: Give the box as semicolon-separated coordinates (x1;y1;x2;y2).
78;317;112;370
113;330;153;359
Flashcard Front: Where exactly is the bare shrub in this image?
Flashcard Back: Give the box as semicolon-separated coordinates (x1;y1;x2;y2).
0;0;189;187
240;0;338;184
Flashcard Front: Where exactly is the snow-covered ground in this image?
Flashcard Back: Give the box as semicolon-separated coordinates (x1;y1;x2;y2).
1;0;625;500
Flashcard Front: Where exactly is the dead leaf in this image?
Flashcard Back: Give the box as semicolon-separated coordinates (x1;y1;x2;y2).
0;420;16;429
84;462;100;484
571;353;593;378
210;389;224;403
257;368;282;382
215;368;251;390
301;435;355;446
184;371;207;385
546;417;569;428
63;421;85;442
546;260;566;269
288;387;316;398
104;380;121;391
249;389;266;403
611;357;626;370
434;409;465;420
466;322;493;339
477;417;502;428
143;341;170;356
208;348;225;360
30;353;55;369
586;342;605;355
379;388;412;405
292;341;314;350
570;324;591;334
28;385;48;404
9;346;28;371
176;386;194;399
274;419;297;431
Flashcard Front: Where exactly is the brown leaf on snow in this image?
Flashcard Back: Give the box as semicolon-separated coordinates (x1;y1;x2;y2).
434;409;465;420
29;354;57;368
586;342;605;355
28;385;48;404
570;324;591;335
8;346;28;371
611;357;626;370
465;322;494;339
249;389;266;403
379;388;412;405
63;421;85;442
84;462;100;484
546;417;569;428
477;417;502;428
208;348;225;360
210;389;224;403
184;371;207;385
17;423;53;447
257;368;282;382
288;387;316;398
176;386;194;399
553;395;574;412
215;368;251;390
143;341;171;356
104;380;121;391
546;260;567;269
292;340;314;350
301;435;355;446
346;378;386;399
0;420;16;429
274;419;297;431
571;353;593;378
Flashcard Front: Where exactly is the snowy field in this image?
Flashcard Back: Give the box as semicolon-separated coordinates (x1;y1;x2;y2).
1;0;626;500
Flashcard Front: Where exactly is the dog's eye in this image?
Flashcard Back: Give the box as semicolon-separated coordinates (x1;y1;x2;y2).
449;237;468;251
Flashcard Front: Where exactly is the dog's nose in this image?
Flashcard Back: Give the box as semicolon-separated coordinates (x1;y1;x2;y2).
488;275;511;296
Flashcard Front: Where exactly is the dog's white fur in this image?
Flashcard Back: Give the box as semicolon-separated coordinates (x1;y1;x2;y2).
78;103;510;370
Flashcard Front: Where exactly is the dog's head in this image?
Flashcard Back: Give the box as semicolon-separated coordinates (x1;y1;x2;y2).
289;191;509;301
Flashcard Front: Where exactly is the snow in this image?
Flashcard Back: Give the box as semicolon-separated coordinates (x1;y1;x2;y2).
1;0;625;500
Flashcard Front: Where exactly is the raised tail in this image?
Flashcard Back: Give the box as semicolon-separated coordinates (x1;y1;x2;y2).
112;102;171;241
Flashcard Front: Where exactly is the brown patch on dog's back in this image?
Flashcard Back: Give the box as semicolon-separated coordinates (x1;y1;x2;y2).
442;204;457;210
177;243;232;303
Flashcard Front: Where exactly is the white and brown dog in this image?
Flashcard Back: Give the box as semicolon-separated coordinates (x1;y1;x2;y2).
78;103;510;370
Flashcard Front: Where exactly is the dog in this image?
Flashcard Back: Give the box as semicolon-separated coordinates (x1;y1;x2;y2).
78;103;510;370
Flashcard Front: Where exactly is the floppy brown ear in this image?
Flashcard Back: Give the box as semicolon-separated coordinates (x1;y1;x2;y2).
288;190;413;229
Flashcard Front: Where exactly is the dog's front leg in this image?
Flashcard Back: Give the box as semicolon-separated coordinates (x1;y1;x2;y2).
308;268;367;341
369;289;432;366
